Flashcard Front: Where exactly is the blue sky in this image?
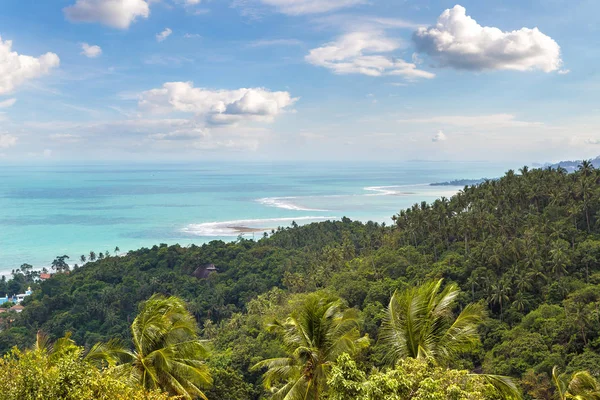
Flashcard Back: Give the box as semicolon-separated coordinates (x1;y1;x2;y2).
0;0;598;163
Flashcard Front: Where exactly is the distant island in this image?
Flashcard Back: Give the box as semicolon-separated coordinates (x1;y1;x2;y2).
430;178;489;186
538;155;600;172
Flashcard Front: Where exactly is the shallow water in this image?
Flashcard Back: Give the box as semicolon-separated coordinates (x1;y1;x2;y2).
0;161;513;274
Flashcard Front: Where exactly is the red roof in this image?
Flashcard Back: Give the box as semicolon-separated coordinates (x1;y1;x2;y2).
40;273;52;280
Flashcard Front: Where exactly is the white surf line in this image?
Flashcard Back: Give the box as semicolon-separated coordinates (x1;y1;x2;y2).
182;216;339;236
256;197;330;212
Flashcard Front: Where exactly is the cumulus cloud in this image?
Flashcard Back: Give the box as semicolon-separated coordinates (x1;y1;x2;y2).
156;28;173;42
413;5;562;72
432;130;447;142
64;0;150;29
306;31;435;79
81;43;102;58
259;0;366;15
0;37;60;95
0;134;17;148
0;98;17;108
138;82;297;125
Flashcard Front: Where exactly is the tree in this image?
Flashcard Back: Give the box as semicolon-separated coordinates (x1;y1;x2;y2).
80;254;87;264
115;246;121;256
0;331;174;400
328;354;520;400
51;255;70;273
552;366;600;400
252;293;369;400
89;251;96;262
104;295;212;400
380;279;484;366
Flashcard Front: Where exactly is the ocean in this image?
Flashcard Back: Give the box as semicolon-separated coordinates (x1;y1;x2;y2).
0;161;514;275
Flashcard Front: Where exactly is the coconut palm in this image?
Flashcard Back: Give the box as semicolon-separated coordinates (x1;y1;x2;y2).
252;293;368;400
380;279;485;366
97;295;212;400
552;366;600;400
380;280;521;399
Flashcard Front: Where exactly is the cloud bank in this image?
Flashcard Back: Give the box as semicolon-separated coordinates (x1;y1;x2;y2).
413;5;562;72
138;82;297;125
306;31;435;79
0;37;60;95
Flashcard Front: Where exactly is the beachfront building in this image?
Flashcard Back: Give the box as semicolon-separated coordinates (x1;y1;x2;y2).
0;287;33;305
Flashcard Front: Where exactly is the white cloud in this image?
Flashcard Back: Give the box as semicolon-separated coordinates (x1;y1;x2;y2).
64;0;150;29
183;33;202;39
558;69;571;75
432;130;446;142
156;28;173;42
0;98;16;108
306;31;435;79
0;134;17;148
259;0;366;15
585;138;600;145
398;114;544;129
0;37;60;95
185;0;201;4
138;82;297;125
414;5;563;72
81;43;102;58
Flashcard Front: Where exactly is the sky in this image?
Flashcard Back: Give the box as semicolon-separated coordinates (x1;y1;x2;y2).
0;0;598;163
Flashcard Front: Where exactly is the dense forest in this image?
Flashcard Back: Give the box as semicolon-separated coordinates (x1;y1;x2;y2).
2;162;600;399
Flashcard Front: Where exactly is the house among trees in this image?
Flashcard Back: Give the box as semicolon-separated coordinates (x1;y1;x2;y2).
39;273;52;280
9;304;24;313
192;264;218;279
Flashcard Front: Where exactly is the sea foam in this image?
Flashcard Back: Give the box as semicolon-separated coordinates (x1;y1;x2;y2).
182;216;338;237
256;197;330;212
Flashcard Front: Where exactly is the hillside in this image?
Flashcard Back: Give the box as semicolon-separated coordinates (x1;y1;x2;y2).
2;163;600;399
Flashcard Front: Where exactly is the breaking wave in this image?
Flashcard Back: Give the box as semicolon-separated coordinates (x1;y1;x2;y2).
182;216;338;237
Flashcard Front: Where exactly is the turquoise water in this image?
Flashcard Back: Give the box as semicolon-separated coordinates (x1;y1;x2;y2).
0;162;513;274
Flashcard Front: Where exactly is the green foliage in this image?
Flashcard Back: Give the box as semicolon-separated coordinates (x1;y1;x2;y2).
102;294;212;400
252;293;369;399
0;333;173;400
328;354;509;400
2;163;600;398
380;279;485;366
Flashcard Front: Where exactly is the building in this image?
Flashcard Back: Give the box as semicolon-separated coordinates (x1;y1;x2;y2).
0;287;32;305
192;264;218;279
9;304;24;313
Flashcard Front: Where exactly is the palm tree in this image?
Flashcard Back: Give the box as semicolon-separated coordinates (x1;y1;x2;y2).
89;251;96;261
252;293;368;400
489;282;510;321
80;254;86;264
99;295;212;399
552;366;600;400
380;279;484;366
115;246;120;255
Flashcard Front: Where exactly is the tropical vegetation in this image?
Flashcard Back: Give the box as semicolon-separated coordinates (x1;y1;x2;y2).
1;162;600;398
